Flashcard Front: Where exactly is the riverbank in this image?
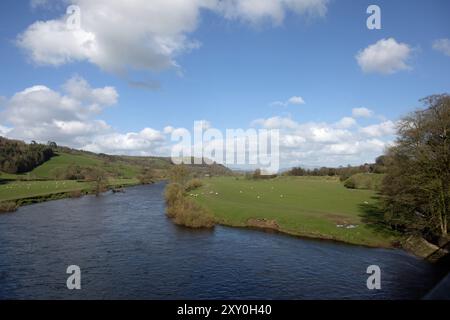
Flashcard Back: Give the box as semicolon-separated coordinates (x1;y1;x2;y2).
192;176;401;248
0;177;147;211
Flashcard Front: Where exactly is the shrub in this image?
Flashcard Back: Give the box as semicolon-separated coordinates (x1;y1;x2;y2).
164;182;215;228
343;179;356;189
138;167;155;184
170;198;215;228
0;201;18;213
165;183;184;210
185;179;203;192
343;173;384;191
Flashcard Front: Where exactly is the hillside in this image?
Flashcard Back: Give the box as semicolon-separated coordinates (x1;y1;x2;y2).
0;136;232;206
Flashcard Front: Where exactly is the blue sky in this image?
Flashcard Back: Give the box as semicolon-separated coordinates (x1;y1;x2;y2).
0;0;449;168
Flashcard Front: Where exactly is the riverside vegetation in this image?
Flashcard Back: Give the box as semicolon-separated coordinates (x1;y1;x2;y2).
165;166;215;228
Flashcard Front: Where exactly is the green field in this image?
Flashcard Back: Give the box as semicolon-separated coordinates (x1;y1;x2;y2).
0;152;144;204
0;180;91;202
29;153;140;179
194;176;398;247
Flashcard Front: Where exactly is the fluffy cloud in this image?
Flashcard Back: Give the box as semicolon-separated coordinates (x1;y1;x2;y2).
356;38;412;74
359;120;397;137
335;117;357;129
1;77;117;146
0;77;169;156
18;0;328;73
83;129;165;155
271;95;305;107
252;115;395;167
433;38;450;57
352;107;374;118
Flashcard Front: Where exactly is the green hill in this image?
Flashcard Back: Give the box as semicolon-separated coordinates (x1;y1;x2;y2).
0;136;232;206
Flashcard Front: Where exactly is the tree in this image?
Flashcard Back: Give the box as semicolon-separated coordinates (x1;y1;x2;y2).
381;94;450;241
85;168;108;196
169;164;190;185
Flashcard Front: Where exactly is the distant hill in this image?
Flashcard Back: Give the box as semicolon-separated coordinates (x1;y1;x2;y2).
0;136;232;180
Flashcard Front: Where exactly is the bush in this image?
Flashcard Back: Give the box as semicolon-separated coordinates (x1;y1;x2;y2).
0;201;18;213
343;173;384;191
164;182;215;228
185;179;203;192
344;179;356;189
138;167;155;184
165;183;184;209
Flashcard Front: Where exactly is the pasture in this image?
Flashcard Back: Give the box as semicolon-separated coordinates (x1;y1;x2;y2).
194;176;398;247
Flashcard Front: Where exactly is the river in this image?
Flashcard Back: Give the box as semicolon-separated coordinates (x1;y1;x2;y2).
0;182;446;299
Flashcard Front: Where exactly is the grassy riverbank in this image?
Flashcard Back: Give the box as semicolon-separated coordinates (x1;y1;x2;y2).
193;176;400;248
0;151;146;208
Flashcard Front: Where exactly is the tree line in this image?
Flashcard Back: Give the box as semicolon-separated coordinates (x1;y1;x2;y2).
0;137;55;174
285;158;387;181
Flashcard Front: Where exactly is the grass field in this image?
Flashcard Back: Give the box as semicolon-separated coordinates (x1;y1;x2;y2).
0;152;144;204
0;180;91;202
30;153;140;179
194;176;399;247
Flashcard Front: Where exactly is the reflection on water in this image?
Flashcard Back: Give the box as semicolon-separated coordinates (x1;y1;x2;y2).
0;183;445;299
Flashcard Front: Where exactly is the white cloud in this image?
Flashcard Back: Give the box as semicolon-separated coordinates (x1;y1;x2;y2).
359;120;397;137
287;96;305;105
163;126;175;134
0;76;396;166
18;0;328;73
252;116;299;129
0;125;12;136
0;77;118;147
83;129;165;155
218;0;328;25
253;115;395;167
0;77;176;156
356;38;412;74
352;107;374;118
433;38;450;57
271;95;305;107
335;117;356;129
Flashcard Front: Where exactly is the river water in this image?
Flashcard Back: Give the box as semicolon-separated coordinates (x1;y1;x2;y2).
0;182;446;299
